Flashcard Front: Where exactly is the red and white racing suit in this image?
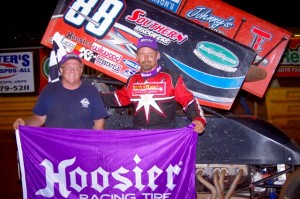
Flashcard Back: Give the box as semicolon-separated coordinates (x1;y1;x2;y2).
102;66;206;129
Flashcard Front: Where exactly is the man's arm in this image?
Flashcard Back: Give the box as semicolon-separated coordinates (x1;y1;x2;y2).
174;75;206;133
93;119;105;130
101;87;131;108
13;114;46;130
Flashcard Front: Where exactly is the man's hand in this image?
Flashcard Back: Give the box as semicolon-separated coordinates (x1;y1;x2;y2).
13;118;25;130
192;120;205;134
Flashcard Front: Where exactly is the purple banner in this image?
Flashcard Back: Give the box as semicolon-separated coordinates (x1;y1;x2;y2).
16;125;198;199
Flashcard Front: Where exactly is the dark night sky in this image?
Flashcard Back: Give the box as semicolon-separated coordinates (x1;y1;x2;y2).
0;0;298;48
223;0;299;28
0;0;59;48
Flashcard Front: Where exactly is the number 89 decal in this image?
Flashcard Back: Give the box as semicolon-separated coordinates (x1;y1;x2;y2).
64;0;125;38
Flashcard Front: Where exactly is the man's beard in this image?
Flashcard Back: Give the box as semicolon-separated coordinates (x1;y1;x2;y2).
141;62;154;71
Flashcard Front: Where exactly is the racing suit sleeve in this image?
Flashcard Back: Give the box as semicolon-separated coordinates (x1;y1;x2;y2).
101;86;131;108
175;75;206;126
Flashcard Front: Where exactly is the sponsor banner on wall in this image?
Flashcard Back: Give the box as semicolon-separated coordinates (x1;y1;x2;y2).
149;0;291;97
275;36;300;77
0;51;35;94
38;47;51;93
41;0;256;110
16;125;197;199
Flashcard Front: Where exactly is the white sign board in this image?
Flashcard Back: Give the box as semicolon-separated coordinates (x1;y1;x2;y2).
0;51;35;94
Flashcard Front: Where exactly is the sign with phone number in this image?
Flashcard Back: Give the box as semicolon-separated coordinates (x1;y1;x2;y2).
0;52;35;94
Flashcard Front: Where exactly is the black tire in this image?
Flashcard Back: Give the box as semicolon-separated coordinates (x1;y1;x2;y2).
279;168;300;199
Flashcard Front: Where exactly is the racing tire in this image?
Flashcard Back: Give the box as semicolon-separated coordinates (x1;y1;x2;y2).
279;168;300;199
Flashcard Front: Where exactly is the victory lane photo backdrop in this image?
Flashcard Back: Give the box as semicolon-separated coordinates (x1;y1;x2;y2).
41;0;256;110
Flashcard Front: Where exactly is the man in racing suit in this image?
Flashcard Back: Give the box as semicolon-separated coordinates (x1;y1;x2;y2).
101;36;206;133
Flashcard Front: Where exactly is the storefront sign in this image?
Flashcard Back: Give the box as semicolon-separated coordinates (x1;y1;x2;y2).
0;51;35;94
276;36;300;77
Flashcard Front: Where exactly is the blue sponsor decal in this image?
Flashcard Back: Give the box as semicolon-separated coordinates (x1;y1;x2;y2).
147;0;182;13
123;59;140;70
122;69;136;77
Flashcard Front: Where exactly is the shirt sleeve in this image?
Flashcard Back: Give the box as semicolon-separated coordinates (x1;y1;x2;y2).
174;75;206;125
90;86;109;120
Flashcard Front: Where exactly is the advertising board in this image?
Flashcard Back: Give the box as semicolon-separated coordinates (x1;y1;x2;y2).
0;51;36;95
276;36;300;77
41;0;256;110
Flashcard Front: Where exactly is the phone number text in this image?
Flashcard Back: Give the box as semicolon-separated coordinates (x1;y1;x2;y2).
0;85;30;91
